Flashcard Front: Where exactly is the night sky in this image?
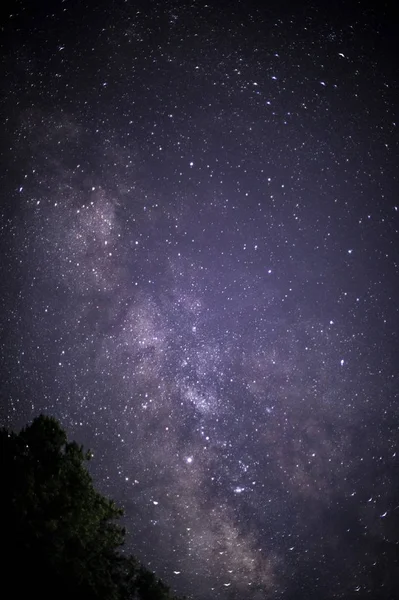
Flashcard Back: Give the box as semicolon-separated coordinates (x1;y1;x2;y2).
1;1;398;598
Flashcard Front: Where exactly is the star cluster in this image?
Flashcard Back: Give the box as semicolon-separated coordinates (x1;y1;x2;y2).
1;1;398;599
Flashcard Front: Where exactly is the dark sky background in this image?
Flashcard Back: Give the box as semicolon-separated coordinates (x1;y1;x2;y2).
1;0;398;598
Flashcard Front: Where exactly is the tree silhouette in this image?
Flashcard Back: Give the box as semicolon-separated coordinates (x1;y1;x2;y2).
1;415;181;600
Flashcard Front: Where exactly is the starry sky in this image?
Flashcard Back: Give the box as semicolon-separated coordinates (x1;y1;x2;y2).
1;1;398;598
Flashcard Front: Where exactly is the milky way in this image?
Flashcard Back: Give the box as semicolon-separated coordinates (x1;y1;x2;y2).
1;1;398;599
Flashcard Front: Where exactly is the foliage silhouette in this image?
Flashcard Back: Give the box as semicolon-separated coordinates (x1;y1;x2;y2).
1;415;181;600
